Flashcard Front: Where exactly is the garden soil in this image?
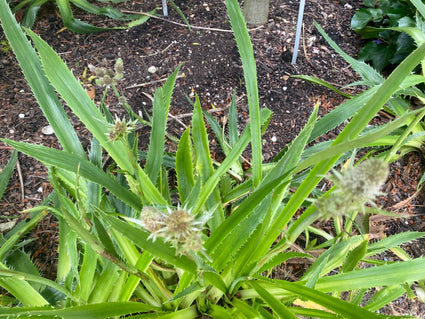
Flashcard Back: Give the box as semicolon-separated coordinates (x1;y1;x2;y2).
1;0;425;316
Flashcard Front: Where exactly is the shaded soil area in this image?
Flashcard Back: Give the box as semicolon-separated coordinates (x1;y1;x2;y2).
1;0;425;316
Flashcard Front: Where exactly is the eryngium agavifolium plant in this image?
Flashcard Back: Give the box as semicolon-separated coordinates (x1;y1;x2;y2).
1;0;425;317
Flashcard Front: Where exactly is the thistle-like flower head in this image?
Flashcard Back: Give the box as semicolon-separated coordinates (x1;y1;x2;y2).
163;209;195;241
316;158;389;218
140;206;166;231
139;205;211;255
334;159;389;201
106;115;137;142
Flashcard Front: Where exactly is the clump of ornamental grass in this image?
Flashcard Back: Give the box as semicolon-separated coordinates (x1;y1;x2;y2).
316;158;389;219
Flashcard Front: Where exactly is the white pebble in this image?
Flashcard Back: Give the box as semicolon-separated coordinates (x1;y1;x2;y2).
41;125;54;135
148;66;157;74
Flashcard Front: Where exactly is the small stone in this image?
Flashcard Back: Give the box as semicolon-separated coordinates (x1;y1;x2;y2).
18;113;25;118
148;66;157;74
41;125;54;135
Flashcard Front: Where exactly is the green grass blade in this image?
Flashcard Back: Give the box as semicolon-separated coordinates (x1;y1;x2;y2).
230;298;265;318
251;281;298;318
0;2;85;158
364;285;405;311
205;173;286;254
228;90;239;148
0;268;80;303
87;138;102;214
226;0;262;187
21;0;49;28
88;261;119;303
146;66;180;184
203;110;231;155
211;196;271;271
411;0;425;18
203;271;227;294
0;209;48;261
298;107;425;172
169;0;191;32
2;139;142;210
0;302;159;318
71;0;124;19
208;304;234;318
288;307;339;319
176;128;195;205
56;0;118;33
74;244;97;302
192;108;272;216
146;87;167;184
129;305;199;319
127;9;156;28
302;236;365;282
366;232;425;257
293;75;352;98
257;252;313;274
341;239;368;273
192;96;224;229
270;280;382;319
0;269;48;307
314;21;383;86
308;88;377;143
315;258;425;292
0;149;17;200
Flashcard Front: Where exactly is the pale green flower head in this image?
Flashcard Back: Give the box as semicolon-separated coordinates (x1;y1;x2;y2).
114;58;124;75
139;206;166;237
334;158;389;201
106;116;137;142
316;158;389;218
139;205;212;255
94;59;124;86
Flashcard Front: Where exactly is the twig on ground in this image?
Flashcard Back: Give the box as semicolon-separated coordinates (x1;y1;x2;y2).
139;42;175;58
391;183;425;210
15;159;24;201
168;113;188;129
122;10;264;33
